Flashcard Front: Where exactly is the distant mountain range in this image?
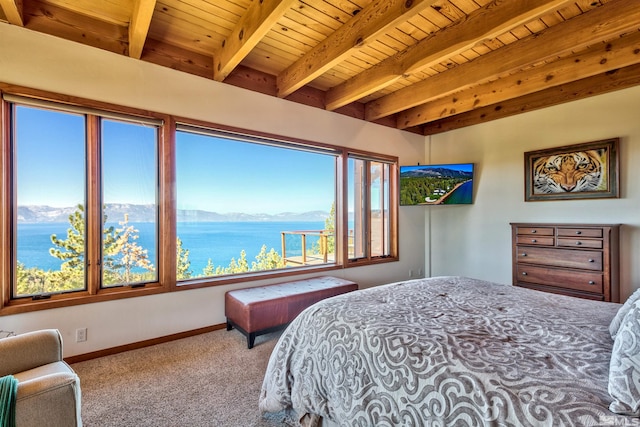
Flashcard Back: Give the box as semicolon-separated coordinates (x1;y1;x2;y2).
17;204;330;223
400;167;473;180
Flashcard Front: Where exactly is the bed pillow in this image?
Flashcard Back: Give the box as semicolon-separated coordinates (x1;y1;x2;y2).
609;299;640;415
610;289;640;339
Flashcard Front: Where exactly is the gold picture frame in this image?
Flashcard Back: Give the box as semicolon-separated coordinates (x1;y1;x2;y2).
524;138;619;201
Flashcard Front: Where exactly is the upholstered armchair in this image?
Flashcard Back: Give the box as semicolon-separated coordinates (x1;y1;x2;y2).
0;329;82;426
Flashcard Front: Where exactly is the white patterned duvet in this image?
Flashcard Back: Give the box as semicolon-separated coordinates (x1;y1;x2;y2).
259;276;634;426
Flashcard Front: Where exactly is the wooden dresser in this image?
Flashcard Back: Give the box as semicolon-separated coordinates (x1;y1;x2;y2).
510;223;620;302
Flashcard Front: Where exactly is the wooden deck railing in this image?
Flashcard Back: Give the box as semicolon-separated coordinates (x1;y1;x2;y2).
281;230;334;266
281;229;359;265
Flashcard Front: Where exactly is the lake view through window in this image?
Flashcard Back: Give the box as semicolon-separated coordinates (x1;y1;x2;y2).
175;127;338;280
3;89;397;312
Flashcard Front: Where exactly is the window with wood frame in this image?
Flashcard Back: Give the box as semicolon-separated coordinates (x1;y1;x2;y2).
6;98;162;300
174;124;339;281
347;154;397;263
0;88;398;314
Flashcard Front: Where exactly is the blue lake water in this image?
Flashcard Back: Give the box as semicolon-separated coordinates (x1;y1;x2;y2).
442;180;473;204
17;221;325;274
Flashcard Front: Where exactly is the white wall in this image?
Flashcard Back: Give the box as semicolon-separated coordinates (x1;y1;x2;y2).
0;24;426;356
426;85;640;301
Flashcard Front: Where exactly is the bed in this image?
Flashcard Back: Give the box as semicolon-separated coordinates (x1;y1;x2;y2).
259;276;640;426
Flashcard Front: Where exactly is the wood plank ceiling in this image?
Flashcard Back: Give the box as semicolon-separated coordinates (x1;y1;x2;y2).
1;0;639;135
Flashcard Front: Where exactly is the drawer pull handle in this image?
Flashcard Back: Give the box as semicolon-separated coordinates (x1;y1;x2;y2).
531;239;537;243
521;253;527;257
575;241;582;245
522;272;528;276
589;259;595;263
576;231;582;235
588;280;595;285
531;230;537;233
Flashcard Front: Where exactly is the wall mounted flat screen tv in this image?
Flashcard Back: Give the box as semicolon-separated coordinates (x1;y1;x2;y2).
400;163;474;206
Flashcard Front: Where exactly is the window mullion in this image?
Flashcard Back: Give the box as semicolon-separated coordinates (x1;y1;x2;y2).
365;163;371;260
336;153;344;266
354;159;365;259
85;115;101;294
1;99;11;307
382;164;390;256
160;117;176;289
378;164;385;257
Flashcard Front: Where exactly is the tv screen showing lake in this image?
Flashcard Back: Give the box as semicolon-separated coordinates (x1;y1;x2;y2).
18;221;325;273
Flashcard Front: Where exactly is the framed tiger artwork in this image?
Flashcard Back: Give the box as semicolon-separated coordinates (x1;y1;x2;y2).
524;138;619;201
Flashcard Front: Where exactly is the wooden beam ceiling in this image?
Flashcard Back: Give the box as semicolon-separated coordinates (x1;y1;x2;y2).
213;0;295;82
423;62;640;135
2;0;639;136
276;0;440;98
400;30;640;128
325;0;576;111
365;0;640;122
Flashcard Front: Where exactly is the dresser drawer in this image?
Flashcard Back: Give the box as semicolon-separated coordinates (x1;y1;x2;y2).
516;265;603;294
516;227;554;237
515;246;603;271
557;238;603;249
515;283;605;301
516;236;554;246
557;228;603;238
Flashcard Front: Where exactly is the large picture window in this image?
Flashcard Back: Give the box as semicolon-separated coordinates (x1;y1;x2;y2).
1;87;397;313
175;126;338;280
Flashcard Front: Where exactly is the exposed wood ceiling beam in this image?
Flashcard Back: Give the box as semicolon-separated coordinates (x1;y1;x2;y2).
423;62;640;136
365;0;640;121
24;0;128;55
141;38;213;79
213;0;295;82
0;0;23;26
276;0;439;98
129;0;156;59
400;30;640;128
325;0;574;111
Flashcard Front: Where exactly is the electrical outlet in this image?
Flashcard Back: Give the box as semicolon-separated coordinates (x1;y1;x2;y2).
409;270;413;278
76;328;87;343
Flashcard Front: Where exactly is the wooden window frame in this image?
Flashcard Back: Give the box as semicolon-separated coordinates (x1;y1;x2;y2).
0;84;398;315
344;152;399;266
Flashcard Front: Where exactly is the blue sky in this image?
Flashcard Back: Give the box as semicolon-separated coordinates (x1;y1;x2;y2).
17;106;86;207
16;106;336;215
176;132;335;213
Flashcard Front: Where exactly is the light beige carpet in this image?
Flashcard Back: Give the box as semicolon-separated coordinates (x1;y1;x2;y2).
72;328;298;427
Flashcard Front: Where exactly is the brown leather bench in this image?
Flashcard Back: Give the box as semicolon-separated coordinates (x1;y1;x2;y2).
225;276;358;348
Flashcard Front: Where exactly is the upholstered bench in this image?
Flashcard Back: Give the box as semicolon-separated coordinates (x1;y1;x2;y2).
225;276;358;348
